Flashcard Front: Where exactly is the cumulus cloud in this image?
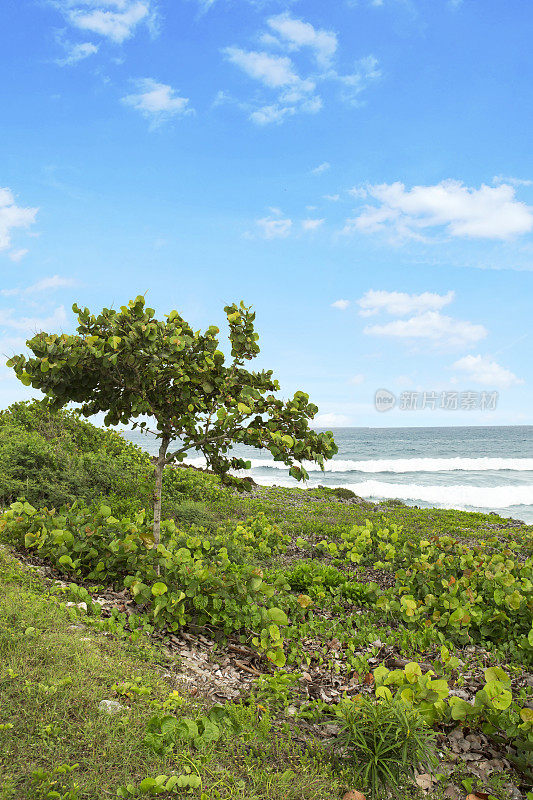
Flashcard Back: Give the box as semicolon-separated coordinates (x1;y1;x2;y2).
256;215;292;239
357;289;455;317
266;13;338;66
0;188;38;255
364;310;487;349
346;180;533;240
56;41;99;65
122;79;193;126
331;299;350;310
452;354;523;388
61;0;156;43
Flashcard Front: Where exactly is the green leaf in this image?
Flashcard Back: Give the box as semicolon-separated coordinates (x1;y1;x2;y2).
484;666;510;686
266;607;288;626
151;582;168;597
404;662;422;683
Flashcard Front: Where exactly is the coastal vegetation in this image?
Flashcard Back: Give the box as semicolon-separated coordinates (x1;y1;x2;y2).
0;402;532;797
6;296;336;543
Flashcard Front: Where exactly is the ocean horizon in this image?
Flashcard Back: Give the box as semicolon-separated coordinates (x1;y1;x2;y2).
122;424;533;524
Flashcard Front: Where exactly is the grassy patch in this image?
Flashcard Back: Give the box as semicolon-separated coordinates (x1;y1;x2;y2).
0;548;353;800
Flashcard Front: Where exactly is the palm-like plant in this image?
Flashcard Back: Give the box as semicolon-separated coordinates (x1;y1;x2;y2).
336;696;437;799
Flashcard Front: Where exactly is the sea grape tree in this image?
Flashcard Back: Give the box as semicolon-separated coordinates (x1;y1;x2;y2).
9;296;337;542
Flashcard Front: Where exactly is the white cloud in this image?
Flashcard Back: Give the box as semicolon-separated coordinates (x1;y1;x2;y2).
349;373;365;385
493;175;533;188
64;0;155;43
0;188;38;255
364;310;487;349
0;306;68;334
224;19;378;125
224;48;310;90
357;289;455;317
302;218;324;231
256;215;292;239
348;180;533;240
324;193;340;201
223;47;322;125
331;299;350;310
1;275;76;297
311;161;330;175
56;41;99;65
8;249;29;263
335;55;381;105
250;104;295;126
123;79;193;126
452;354;523;388
266;13;338;66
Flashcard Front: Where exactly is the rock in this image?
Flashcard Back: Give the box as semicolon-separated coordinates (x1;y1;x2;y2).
98;700;125;715
342;791;366;800
323;723;341;736
502;783;522;800
415;773;434;790
443;787;462;800
65;601;88;612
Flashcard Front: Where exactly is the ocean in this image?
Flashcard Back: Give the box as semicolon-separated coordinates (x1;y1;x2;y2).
122;426;533;524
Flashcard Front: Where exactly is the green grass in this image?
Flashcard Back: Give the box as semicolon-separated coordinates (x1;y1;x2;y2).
0;547;355;800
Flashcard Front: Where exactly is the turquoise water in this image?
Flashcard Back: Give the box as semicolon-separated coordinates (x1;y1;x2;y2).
122;426;533;524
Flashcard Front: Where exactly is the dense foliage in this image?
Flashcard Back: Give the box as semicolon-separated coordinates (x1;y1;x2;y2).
0;401;224;516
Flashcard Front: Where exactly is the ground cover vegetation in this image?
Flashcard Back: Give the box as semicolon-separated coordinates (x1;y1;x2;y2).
1;401;532;800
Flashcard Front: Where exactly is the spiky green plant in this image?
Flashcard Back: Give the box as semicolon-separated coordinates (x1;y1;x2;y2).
336;696;437;799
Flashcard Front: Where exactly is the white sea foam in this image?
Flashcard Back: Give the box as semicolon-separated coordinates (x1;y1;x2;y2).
184;456;533;473
342;480;533;510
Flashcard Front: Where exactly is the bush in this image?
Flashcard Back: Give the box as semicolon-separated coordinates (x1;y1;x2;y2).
331;487;356;501
0;401;152;510
335;696;437;799
0;501;291;667
0;401;226;515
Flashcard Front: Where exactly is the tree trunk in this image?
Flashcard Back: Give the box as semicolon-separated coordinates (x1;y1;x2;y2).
153;435;170;547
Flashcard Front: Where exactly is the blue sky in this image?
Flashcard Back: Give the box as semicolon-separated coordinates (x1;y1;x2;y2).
1;0;532;427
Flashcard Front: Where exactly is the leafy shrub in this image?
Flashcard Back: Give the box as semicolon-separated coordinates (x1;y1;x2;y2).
281;560;378;604
335;696;437;800
0;401;228;516
0;501;291;666
331;487;356;501
0;401;152;511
